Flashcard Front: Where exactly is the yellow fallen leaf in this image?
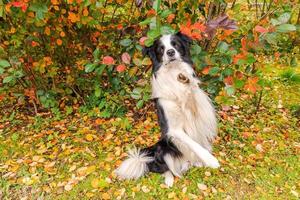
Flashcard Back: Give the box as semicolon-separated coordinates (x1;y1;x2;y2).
168;192;176;198
91;178;100;188
102;192;110;199
86;134;94;141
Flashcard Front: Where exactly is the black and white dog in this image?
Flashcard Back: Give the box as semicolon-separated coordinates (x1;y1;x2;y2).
115;32;220;187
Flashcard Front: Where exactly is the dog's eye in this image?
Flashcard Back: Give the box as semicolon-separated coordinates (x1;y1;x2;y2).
171;41;178;48
159;46;164;53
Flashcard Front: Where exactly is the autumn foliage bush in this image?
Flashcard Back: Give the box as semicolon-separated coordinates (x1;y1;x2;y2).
0;0;299;117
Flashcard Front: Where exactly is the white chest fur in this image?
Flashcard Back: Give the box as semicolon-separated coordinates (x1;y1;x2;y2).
151;61;217;161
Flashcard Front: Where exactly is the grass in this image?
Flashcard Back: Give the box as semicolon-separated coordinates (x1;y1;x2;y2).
0;63;299;200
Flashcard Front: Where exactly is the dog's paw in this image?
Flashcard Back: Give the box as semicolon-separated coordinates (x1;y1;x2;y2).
202;154;220;169
164;176;174;187
164;172;174;187
193;161;204;167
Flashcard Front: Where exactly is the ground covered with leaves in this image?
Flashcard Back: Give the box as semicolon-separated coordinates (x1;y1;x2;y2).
0;64;299;200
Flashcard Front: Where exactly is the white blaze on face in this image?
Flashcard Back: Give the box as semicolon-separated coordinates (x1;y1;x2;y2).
160;34;181;64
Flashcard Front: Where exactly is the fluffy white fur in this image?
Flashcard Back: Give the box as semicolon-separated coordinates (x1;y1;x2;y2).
114;148;153;180
152;60;219;169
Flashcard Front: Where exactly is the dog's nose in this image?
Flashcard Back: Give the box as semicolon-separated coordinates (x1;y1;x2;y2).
166;49;175;57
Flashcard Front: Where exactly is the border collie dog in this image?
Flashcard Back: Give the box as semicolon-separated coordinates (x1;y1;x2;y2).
115;32;220;187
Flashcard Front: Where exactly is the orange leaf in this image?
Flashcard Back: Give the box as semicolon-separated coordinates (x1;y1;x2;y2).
167;14;175;23
244;77;260;93
233;52;247;64
44;27;51;36
68;12;79;23
146;9;156;17
202;66;210;75
51;0;59;5
83;8;89;16
116;64;126;73
254;25;268;33
102;56;115;65
241;37;247;51
56;39;63;46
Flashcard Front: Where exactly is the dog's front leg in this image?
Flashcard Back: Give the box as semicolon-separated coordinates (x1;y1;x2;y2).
169;129;220;168
163;171;174;187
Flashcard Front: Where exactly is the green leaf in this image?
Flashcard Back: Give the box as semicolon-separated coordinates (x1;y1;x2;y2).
29;3;48;20
270;18;280;26
153;0;161;12
264;33;278;45
191;44;202;55
223;68;233;76
131;88;142;99
218;42;229;53
0;67;4;74
276;24;296;33
94;86;101;97
160;9;172;18
93;48;100;59
136;100;144;109
209;67;220;75
144;38;154;47
139;18;152;26
85;63;97;73
147;28;160;39
234;79;245;88
3;76;13;83
160;26;175;35
0;59;10;68
119;39;132;47
225;86;235;96
95;64;106;75
278;13;291;24
246;55;256;64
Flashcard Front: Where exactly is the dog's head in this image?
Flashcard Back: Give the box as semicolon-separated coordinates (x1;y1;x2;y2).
143;32;193;73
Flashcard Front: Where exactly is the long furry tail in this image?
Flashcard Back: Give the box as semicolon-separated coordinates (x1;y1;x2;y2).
115;148;153;180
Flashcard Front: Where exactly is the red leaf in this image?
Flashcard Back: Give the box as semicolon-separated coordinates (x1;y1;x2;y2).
224;76;233;85
11;2;23;7
202;66;210;75
11;1;27;12
121;52;131;64
116;64;126;72
102;56;115;65
254;25;268;33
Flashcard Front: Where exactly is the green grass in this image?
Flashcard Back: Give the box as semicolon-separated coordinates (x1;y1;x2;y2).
0;64;299;199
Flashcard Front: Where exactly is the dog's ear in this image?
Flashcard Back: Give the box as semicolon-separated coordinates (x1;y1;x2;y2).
176;32;193;47
142;46;152;57
142;45;158;64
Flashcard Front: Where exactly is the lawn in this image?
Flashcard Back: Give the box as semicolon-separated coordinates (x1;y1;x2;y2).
0;63;299;199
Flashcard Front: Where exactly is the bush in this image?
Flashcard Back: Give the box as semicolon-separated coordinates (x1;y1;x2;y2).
0;0;299;116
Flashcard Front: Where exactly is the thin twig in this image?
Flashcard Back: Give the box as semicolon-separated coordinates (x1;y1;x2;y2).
261;0;266;17
255;90;263;114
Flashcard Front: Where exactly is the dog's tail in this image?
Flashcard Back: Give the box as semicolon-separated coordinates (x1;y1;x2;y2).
115;148;154;180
